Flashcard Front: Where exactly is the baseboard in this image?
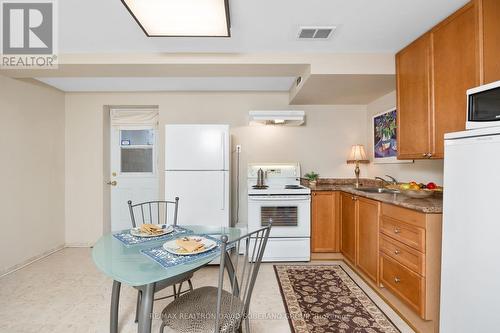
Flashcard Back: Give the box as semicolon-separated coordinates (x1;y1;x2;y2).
311;252;344;260
0;245;65;278
64;242;94;248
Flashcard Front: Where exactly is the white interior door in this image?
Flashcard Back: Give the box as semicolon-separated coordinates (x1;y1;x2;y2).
110;126;159;231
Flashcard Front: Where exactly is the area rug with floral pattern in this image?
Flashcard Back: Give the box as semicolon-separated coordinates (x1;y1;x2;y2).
274;265;401;333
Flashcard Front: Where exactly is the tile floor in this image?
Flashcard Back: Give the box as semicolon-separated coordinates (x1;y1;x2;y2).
0;248;413;333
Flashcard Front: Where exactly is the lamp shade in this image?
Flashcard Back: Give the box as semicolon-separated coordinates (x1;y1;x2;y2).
121;0;231;37
347;144;368;162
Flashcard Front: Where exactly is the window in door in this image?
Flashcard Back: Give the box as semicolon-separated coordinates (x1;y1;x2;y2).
120;129;155;173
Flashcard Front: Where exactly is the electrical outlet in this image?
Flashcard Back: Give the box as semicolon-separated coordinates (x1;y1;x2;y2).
236;145;242;153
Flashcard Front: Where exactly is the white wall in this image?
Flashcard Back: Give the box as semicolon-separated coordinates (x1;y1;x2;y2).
0;76;65;273
365;91;444;184
64;90;445;246
64;91;367;245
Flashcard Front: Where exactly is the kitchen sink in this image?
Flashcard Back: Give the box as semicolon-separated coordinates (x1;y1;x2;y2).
356;187;399;194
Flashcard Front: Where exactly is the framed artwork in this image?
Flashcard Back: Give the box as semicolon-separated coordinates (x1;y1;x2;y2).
372;108;412;164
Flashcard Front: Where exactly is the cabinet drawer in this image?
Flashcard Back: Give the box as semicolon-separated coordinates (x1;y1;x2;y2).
380;217;425;252
380;254;425;316
380;234;425;276
382;204;425;227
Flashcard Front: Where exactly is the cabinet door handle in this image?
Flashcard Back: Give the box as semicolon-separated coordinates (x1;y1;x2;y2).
394;249;400;255
428;153;433;158
394;277;401;284
394;228;401;234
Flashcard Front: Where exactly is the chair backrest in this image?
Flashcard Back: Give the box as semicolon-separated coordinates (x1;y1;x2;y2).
127;198;179;228
214;221;272;332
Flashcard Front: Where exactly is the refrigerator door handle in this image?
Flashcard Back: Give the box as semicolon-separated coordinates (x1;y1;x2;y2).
221;132;225;170
221;172;226;210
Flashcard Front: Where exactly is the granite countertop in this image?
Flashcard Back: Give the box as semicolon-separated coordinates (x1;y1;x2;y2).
304;179;443;214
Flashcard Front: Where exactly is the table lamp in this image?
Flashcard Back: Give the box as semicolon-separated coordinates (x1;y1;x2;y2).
347;144;369;188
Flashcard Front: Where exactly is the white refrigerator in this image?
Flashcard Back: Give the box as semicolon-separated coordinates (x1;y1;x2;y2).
165;124;230;227
440;127;500;332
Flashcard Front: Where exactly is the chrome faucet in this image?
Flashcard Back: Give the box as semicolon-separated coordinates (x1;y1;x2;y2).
375;175;398;186
384;175;398;184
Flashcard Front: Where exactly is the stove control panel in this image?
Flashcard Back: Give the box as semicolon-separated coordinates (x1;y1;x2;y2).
247;163;300;179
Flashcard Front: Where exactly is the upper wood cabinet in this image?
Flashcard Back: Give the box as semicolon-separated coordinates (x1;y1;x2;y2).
480;0;500;84
356;197;380;283
431;3;479;158
340;192;356;263
396;0;496;159
396;33;433;160
311;191;339;253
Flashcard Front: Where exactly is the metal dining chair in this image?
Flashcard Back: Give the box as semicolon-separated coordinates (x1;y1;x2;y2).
159;222;272;333
127;198;194;323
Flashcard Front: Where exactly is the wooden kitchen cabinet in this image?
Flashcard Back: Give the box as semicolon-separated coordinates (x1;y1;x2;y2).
379;203;442;320
396;33;433;160
340;192;356;263
431;2;479;158
356;197;380;283
479;0;500;84
311;191;339;253
396;0;496;160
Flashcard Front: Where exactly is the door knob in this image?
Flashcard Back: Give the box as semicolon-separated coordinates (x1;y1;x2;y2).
107;181;117;186
394;277;401;284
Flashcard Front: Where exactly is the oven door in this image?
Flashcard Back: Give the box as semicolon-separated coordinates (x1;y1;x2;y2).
248;195;310;238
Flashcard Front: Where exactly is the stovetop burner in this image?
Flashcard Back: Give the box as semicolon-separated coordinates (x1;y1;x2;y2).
252;185;269;189
285;185;303;189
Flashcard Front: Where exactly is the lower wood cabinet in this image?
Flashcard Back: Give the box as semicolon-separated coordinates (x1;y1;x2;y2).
311;191;339;253
340;192;356;263
311;191;443;322
379;203;442;320
380;254;425;314
340;194;380;284
356;197;380;283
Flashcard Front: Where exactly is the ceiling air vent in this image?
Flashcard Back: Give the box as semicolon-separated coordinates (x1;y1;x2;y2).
298;26;336;40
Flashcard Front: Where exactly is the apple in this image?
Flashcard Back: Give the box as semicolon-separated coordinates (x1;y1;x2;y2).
427;182;437;190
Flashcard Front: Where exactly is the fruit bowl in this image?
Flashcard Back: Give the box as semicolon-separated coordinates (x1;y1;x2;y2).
399;189;435;199
395;181;442;199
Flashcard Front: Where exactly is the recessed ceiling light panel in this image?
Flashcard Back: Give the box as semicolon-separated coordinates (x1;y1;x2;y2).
121;0;230;37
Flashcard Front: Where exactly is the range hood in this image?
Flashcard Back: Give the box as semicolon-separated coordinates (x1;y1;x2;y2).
248;110;305;126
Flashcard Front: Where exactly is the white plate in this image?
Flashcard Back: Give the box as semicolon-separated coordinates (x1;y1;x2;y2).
163;236;217;256
130;225;173;238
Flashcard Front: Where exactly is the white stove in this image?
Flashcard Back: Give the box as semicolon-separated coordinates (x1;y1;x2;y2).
247;163;311;262
248;184;311;196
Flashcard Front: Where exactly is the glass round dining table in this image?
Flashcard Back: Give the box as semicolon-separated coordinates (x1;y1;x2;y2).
92;225;242;333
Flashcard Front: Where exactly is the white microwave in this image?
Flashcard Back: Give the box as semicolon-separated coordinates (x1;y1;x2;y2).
466;80;500;130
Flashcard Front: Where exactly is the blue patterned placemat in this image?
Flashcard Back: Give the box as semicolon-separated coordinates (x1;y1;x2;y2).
112;226;192;247
141;235;224;269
